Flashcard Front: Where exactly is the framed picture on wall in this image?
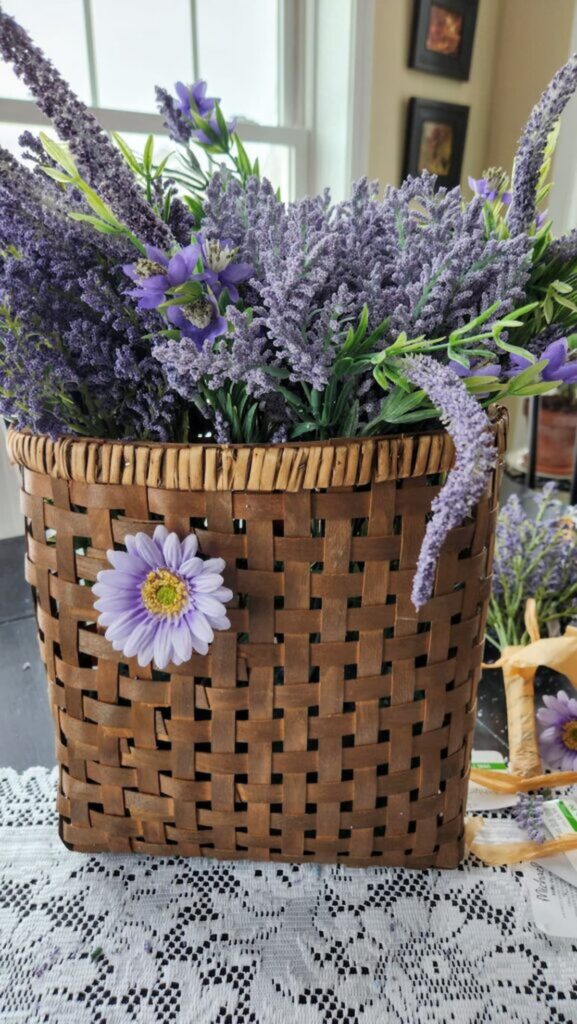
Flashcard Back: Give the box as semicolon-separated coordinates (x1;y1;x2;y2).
409;0;479;80
403;98;469;189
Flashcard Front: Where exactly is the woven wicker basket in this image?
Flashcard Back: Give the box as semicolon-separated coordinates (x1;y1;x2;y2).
8;414;506;868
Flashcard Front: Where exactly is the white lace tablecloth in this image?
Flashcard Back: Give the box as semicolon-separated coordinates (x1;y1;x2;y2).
0;767;575;1024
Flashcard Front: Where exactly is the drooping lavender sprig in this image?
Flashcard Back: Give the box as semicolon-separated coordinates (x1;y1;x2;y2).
402;355;497;609
0;11;174;249
508;53;577;235
513;794;547;843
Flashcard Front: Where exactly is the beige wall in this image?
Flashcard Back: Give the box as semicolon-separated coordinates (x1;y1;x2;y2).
368;0;575;191
486;0;575;171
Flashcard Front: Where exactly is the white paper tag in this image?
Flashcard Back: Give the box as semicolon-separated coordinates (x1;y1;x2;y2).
541;794;577;868
526;862;577;937
467;750;518;811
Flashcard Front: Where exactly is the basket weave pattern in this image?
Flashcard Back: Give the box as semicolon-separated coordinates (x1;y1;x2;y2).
9;418;506;868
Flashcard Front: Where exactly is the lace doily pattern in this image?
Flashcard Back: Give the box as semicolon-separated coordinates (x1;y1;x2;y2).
0;767;575;1023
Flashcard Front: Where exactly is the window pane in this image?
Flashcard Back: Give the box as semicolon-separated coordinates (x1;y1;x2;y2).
119;132;175;167
0;0;90;101
91;0;193;113
243;141;292;200
0;122;56;157
196;0;279;125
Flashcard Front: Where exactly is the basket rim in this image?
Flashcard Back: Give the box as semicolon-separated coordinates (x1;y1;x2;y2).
6;407;507;492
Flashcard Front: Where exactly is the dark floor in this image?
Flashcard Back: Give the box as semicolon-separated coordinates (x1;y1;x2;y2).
0;534;521;771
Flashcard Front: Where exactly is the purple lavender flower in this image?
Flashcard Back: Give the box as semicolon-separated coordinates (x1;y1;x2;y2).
547;228;577;264
166;295;227;348
513;794;547;843
489;487;577;649
197;234;253;302
537;691;577;771
123;244;201;310
402;355;497;608
506;338;577;384
508;53;577;235
93;526;233;669
0;144;181;440
0;12;174;249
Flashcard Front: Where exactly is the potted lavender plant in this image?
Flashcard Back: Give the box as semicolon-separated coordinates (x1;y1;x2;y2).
2;11;577;866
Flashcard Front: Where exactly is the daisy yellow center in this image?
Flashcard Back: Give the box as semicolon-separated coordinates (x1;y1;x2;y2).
135;258;166;279
181;298;213;328
141;569;188;617
562;719;577;751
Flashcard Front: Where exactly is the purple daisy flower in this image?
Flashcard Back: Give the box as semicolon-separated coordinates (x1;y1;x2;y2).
537;690;577;771
175;80;217;119
197;234;253;302
166;294;228;348
173;81;236;144
93;526;233;670
123;243;201;311
507;337;577;384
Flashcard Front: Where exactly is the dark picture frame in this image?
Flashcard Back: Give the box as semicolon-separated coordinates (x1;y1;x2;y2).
409;0;479;81
403;98;469;189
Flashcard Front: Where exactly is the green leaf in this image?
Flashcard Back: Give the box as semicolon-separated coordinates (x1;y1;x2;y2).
68;212;121;234
235;134;252;178
554;295;577;313
153;152;173;179
379;385;428;423
550;279;573;294
112;132;141;174
76;183;122;226
512;381;561;397
40;166;73;184
143;135;154;173
39;132;77;176
290;422;318;439
493;335;536;360
506;358;548;392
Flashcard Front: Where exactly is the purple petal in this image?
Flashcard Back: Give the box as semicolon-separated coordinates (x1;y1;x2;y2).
172;622;193;663
162;532;182;569
181;535;199;559
537;708;564;725
194;594;228;617
106;550;147;575
153;525;169;548
135;532;163;569
153;620;173;669
180;557;204;578
145;245;169;266
186;609;214;643
123;619;157;659
198;557;226;574
193;573;225;593
223;262;253;283
209;587;234;603
543;338;567;373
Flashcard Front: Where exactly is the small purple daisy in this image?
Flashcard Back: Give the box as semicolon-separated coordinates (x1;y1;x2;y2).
537;690;577;771
93;526;233;670
122;243;201;311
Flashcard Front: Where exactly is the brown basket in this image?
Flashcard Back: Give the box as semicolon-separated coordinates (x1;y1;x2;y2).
8;414;506;868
